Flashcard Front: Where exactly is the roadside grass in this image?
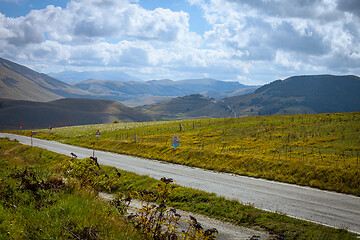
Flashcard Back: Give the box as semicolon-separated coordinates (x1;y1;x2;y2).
0;138;143;240
0;138;358;239
96;165;357;239
10;112;360;196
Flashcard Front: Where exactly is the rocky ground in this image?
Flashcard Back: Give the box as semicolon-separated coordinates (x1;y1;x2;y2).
99;193;270;240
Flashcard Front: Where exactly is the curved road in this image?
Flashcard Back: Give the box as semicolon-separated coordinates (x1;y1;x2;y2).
1;133;359;234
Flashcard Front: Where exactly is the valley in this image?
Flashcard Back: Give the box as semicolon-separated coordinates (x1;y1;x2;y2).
2;57;360;130
1;57;360;239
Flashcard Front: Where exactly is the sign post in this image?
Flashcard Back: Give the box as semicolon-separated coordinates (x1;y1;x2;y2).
31;131;37;146
94;130;101;157
171;134;180;151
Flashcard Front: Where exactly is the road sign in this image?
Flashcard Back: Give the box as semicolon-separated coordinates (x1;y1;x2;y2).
31;131;37;146
20;123;23;130
171;134;180;148
95;130;101;137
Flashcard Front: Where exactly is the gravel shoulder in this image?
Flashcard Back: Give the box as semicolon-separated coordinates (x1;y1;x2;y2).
99;193;270;240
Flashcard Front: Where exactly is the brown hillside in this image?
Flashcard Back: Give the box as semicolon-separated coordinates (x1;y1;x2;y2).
0;57;89;102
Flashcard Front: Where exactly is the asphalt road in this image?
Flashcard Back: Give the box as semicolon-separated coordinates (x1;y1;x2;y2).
1;133;360;234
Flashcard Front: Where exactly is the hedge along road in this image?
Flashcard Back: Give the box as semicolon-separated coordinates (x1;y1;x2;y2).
1;133;359;234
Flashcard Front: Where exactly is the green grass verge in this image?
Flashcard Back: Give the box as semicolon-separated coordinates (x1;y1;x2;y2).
0;138;357;239
0;138;143;240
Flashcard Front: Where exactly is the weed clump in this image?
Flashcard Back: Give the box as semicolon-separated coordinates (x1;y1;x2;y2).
125;177;218;239
63;155;218;239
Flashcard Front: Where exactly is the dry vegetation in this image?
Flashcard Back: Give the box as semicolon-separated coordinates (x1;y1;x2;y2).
12;112;360;196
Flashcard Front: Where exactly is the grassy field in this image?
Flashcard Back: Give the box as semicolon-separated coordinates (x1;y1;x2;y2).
11;112;360;196
0;138;358;239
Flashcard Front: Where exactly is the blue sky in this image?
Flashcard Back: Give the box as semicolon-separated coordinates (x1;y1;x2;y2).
0;0;359;84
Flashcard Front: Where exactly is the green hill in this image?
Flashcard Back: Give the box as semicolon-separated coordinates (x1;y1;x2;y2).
136;94;231;120
222;75;360;116
0;98;153;130
138;75;360;120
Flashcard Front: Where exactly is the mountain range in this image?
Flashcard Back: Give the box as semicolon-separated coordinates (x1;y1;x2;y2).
71;78;257;106
1;57;359;128
1;57;256;106
222;75;360;116
138;75;360;120
48;70;142;83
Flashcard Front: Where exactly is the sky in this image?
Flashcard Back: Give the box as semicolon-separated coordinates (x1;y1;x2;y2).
0;0;359;85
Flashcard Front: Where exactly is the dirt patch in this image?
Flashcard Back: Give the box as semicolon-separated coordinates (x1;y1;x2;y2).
99;192;270;240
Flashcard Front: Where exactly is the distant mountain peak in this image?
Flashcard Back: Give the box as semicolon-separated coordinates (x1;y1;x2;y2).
48;69;143;83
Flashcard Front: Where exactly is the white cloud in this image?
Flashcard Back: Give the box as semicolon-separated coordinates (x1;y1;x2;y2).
186;0;360;83
0;0;193;45
0;0;201;72
0;0;359;84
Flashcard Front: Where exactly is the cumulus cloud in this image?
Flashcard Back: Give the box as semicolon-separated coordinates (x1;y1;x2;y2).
1;0;191;44
0;0;359;84
0;0;199;70
188;0;360;83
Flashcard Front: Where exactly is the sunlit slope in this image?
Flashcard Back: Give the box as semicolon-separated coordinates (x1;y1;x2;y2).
0;57;89;102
